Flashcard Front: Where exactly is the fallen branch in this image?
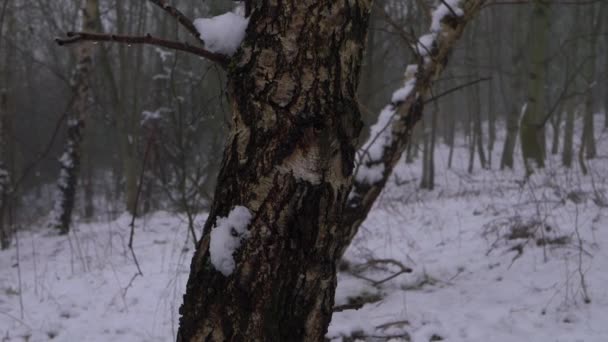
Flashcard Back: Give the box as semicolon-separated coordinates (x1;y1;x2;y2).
351;258;413;286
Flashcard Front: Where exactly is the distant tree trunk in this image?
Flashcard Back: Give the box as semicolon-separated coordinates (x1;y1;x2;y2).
52;0;99;233
0;0;11;249
605;31;608;129
467;99;475;174
487;81;496;167
520;0;550;174
120;0;146;215
420;106;436;190
466;27;480;174
0;85;9;249
469;26;486;170
500;105;519;170
581;2;602;159
474;89;487;169
550;109;562;155
428;103;437;189
500;12;523;171
83;124;95;219
562;100;575;167
499;29;522;171
605;5;608;129
447;112;455;169
578;129;588;175
486;12;497;168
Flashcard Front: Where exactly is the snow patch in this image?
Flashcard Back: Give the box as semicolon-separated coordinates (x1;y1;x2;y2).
391;78;416;104
416;33;436;57
194;12;249;55
209;206;253;276
141;107;171;125
430;0;464;33
355;106;396;184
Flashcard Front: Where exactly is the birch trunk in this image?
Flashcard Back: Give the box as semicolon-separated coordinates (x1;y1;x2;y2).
177;2;372;340
52;0;99;233
519;0;550;174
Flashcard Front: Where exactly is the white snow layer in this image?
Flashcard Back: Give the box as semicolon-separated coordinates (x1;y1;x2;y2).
416;33;436;57
194;12;249;55
209;205;253;276
2;117;608;341
355;106;396;184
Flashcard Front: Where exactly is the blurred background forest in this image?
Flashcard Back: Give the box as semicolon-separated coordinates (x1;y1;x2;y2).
0;0;606;236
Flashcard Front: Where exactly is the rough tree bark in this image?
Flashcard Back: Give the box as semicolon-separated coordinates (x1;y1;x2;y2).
51;0;99;233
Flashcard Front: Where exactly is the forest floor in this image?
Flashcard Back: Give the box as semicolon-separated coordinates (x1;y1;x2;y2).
1;117;608;341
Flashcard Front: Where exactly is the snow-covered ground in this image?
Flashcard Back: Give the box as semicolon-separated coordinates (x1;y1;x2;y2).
1;116;607;341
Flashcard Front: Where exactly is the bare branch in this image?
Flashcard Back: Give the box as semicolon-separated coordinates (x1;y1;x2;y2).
55;32;228;65
342;0;487;253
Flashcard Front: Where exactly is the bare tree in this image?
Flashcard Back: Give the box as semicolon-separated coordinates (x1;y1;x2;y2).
56;0;485;339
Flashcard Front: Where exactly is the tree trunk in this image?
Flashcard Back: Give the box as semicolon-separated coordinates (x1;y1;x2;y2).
447;110;455;169
499;21;523;171
562;100;575;168
177;2;371;340
52;0;99;233
0;82;9;249
550;109;562;155
0;0;11;249
519;0;550;174
605;4;608;129
500;105;519;170
420;116;430;189
428;103;437;189
83;122;95;219
581;2;602;159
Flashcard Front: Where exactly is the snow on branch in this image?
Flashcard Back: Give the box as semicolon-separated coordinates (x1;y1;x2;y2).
344;0;486;246
193;12;249;56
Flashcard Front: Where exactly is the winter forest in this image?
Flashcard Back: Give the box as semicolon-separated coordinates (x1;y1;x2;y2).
1;0;607;341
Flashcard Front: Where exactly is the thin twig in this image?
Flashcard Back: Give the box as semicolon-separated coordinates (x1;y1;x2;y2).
439;0;459;18
126;127;159;276
332;302;365;312
351;258;413;286
146;0;202;42
424;76;491;104
0;311;30;329
56;32;228;65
